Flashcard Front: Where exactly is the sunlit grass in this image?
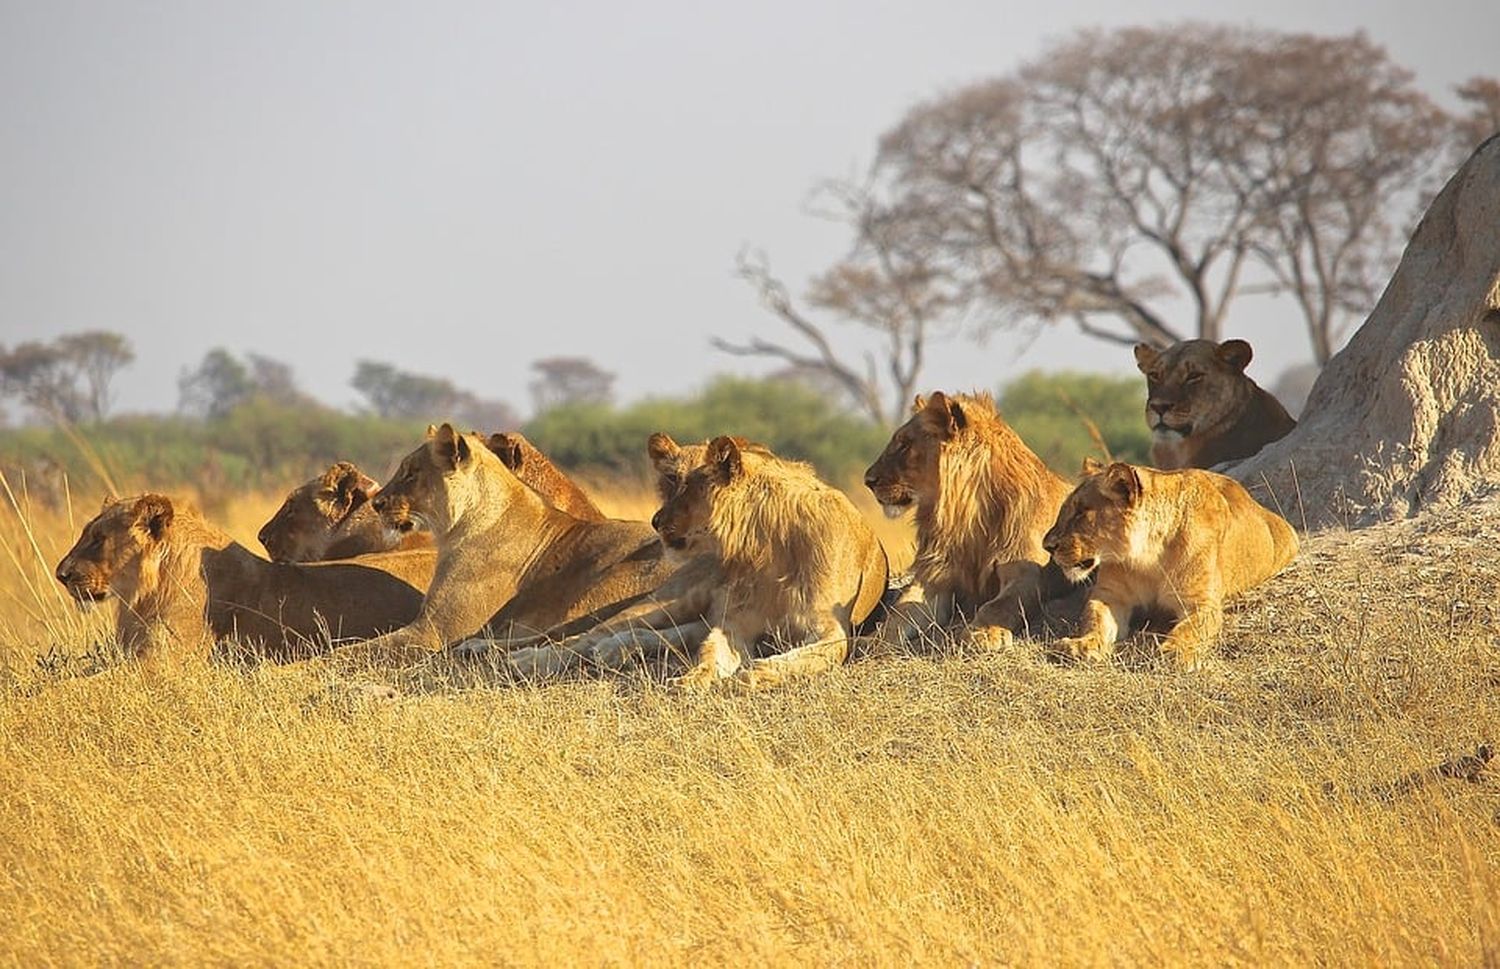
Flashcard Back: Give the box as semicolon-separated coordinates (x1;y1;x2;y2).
1;474;1496;965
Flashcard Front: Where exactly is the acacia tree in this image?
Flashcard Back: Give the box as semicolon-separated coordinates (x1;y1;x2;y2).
0;330;135;422
736;25;1484;381
721;180;964;426
528;356;615;413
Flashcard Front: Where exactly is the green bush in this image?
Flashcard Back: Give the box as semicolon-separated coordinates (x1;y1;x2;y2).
998;370;1150;473
524;377;890;484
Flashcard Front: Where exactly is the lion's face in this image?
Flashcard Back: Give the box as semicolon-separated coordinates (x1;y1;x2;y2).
650;436;742;553
56;494;175;607
864;394;964;518
258;462;376;562
371;425;479;537
1043;462;1141;582
1134;339;1254;442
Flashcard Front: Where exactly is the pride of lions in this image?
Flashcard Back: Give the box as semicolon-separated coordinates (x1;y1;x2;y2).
53;337;1300;683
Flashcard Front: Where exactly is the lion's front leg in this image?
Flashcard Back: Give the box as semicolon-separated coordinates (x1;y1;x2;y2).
735;616;848;692
964;561;1046;652
584;619;707;671
1158;598;1223;670
872;583;951;653
672;624;753;690
1049;596;1128;664
327;622;441;672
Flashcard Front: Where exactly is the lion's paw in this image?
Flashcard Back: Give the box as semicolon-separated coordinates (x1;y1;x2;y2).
1048;635;1107;664
670;664;722;691
961;624;1013;653
451;638;492;660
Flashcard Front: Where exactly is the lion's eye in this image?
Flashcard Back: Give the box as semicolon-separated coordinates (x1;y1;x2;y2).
1184;373;1202;385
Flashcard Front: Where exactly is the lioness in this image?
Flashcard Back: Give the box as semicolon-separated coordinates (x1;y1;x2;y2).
1043;460;1299;668
863;391;1079;648
258;462;434;563
652;436;888;690
1134;339;1296;470
331;423;676;667
259;436;601;562
56;494;434;662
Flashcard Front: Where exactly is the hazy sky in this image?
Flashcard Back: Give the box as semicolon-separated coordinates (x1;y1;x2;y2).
1;0;1494;419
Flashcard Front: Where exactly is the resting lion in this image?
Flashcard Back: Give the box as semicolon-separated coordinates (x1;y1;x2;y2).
863;391;1080;648
258;462;433;563
259;435;600;562
331;423;676;667
499;432;734;676
56;494;435;662
1134;339;1296;470
652;436;888;690
1043;460;1299;668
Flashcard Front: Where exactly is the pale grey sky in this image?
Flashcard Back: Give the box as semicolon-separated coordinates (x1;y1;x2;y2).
1;0;1494;418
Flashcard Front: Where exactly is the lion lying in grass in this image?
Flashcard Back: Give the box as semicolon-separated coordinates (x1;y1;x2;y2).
258;433;600;562
55;494;435;662
864;391;1082;649
1134;339;1296;470
329;424;676;667
651;436;888;690
1043;460;1299;668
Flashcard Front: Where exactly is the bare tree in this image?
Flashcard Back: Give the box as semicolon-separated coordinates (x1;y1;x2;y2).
864;25;1466;364
528;356;616;413
1453;77;1500;155
0;331;135;423
54;331;134;420
720;181;963;426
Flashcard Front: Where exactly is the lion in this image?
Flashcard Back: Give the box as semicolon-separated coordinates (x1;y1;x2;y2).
258;462;433;563
55;494;436;662
484;431;605;522
863;391;1081;649
1043;459;1299;668
330;423;677;667
650;435;889;690
259;436;600;562
1134;338;1296;470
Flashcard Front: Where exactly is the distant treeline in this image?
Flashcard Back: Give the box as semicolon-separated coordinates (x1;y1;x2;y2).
0;373;1148;501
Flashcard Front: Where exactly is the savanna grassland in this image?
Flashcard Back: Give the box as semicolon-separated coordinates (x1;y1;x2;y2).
1;476;1497;966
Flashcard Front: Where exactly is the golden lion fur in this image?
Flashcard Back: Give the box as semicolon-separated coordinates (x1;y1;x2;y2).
1044;460;1299;667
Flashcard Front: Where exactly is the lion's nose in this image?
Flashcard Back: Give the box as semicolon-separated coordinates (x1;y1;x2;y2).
55;563;74;585
371;494;388;513
1147;399;1169;416
1042;533;1059;554
863;470;879;490
650;510;663;532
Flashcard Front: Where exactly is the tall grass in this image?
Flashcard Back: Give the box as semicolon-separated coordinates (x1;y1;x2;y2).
0;473;1495;965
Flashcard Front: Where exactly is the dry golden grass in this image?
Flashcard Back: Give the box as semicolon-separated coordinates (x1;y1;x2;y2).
1;475;1497;965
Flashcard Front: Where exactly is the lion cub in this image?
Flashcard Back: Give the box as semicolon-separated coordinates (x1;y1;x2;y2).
651;436;888;690
1043;459;1299;668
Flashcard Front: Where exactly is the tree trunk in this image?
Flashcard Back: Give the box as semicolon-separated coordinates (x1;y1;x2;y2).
1230;136;1500;529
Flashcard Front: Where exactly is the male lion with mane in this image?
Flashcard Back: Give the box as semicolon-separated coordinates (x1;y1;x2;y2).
1043;459;1299;668
330;423;676;668
863;391;1081;649
651;436;888;690
1134;338;1296;470
56;494;434;662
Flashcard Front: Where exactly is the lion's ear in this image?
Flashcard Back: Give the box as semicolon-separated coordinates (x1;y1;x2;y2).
911;394;926;415
1133;343;1161;373
425;424;439;438
100;493;118;512
1081;457;1105;476
707;435;743;483
432;423;470;469
1218;339;1253;372
487;433;525;472
331;464;376;510
1101;463;1143;503
646;432;680;465
922;391;966;437
133;494;175;541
